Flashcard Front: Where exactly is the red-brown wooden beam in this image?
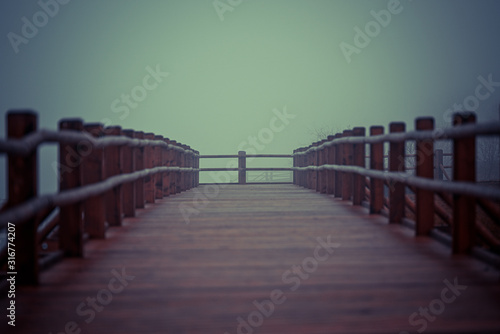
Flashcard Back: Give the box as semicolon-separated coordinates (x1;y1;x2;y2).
342;130;353;201
389;122;406;223
144;133;156;203
352;127;366;205
83;123;106;238
334;133;343;198
326;137;335;194
123;129;136;217
163;138;170;197
369;126;384;214
155;135;164;199
176;143;183;193
59;118;85;257
6;111;38;285
104;126;123;225
319;139;328;193
238;150;247;185
415;117;435;235
169;140;178;195
452;112;476;254
134;131;145;209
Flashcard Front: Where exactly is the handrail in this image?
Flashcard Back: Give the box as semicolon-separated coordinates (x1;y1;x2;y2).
293;122;500;156
200;167;291;172
199;151;292;184
0;166;198;228
200;154;291;158
292;113;500;257
1;110;200;285
0;129;199;156
292;165;500;200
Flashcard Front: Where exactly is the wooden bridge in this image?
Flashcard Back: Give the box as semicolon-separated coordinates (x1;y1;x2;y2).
1;110;500;334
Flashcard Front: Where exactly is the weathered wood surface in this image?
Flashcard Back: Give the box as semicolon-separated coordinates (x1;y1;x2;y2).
2;185;500;334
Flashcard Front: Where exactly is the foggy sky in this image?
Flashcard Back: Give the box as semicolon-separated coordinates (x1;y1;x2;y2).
1;0;500;195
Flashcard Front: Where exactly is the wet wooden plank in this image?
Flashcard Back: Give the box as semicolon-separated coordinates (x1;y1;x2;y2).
2;185;500;334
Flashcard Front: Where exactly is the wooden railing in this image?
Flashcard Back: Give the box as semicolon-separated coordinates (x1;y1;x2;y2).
199;152;292;184
0;110;199;285
2;110;498;285
292;112;500;257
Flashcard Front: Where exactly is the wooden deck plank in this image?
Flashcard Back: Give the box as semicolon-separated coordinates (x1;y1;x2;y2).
2;184;500;334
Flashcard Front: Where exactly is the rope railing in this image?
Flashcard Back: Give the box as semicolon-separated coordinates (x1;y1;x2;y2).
0;129;199;156
199;151;293;184
292;165;500;200
0;166;198;228
1;110;200;285
292;112;500;257
293;121;500;156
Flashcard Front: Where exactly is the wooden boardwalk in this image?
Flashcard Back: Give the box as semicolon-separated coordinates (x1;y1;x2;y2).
2;184;500;334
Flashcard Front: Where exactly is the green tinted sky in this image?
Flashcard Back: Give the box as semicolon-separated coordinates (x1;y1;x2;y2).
1;0;500;192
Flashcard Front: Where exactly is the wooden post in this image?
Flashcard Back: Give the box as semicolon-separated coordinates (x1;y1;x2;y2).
192;150;197;189
181;145;187;190
370;126;384;214
302;147;307;187
452;112;476;254
389;122;406;223
169;140;177;195
238;151;247;184
122;130;136;217
154;135;164;199
193;150;197;188
189;147;194;189
176;142;183;193
59;118;85;257
334;133;343;197
83;123;106;238
104;126;123;225
186;146;190;190
435;149;444;180
317;140;327;193
184;146;190;190
415;117;434;235
326;136;335;194
163;138;170;197
6;111;38;285
316;142;322;192
195;151;200;187
306;145;313;189
311;142;319;190
342;130;353;201
193;150;197;187
321;140;329;194
181;144;189;191
184;145;191;190
352;127;366;205
315;144;321;191
315;141;322;192
293;149;297;185
134;131;145;209
144;133;155;203
296;148;302;187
